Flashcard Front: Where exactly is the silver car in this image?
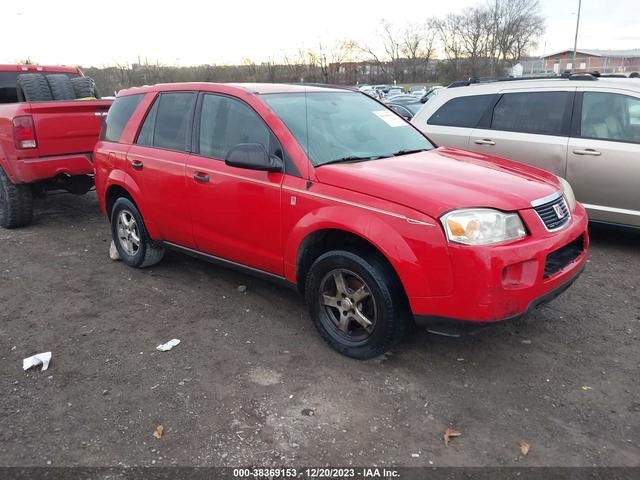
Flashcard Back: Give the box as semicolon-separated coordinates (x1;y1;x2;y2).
412;76;640;228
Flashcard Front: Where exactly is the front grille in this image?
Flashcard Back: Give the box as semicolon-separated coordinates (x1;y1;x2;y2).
533;196;570;231
544;235;584;278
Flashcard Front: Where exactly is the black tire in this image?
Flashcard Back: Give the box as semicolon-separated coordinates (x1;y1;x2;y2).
305;249;410;359
45;74;76;101
16;74;53;102
0;166;34;228
110;197;164;268
70;77;99;99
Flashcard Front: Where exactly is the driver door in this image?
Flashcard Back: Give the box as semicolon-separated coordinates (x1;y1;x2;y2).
186;93;285;274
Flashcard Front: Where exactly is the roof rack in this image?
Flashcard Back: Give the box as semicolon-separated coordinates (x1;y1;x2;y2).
447;72;601;88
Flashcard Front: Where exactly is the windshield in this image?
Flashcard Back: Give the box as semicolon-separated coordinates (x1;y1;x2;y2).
262;91;433;166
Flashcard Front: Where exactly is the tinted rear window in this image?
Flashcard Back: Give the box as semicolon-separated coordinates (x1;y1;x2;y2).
427;94;495;128
491;91;571;136
103;94;144;143
153;93;197;151
0;72;20;104
136;92;196;152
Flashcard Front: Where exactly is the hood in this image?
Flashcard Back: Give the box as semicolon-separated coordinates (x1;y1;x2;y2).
314;147;560;218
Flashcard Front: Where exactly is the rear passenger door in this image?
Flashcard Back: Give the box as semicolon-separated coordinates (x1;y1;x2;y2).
126;91;197;248
567;89;640;226
421;94;497;149
186;93;284;275
469;89;575;177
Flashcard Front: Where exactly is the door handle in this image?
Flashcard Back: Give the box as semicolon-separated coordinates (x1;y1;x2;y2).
193;172;210;183
572;148;601;156
474;139;496;146
131;160;144;170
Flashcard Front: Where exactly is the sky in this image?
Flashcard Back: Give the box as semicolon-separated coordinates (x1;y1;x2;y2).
1;0;638;67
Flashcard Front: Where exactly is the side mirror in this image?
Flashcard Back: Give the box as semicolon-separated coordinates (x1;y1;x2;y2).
225;143;283;172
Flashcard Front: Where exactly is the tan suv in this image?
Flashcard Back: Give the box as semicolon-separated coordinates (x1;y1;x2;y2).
412;76;640;228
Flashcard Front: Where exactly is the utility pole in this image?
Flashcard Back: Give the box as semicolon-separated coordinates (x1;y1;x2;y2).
572;0;582;70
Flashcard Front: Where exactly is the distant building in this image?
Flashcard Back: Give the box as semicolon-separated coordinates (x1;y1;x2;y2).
541;49;640;74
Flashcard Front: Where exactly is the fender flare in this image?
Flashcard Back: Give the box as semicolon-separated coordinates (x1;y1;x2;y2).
103;170;160;239
284;205;435;298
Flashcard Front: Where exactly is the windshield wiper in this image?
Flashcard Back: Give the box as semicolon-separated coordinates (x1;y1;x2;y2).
318;155;390;167
390;148;430;157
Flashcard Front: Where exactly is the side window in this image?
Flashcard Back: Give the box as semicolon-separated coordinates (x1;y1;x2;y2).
491;91;571;136
579;92;640;143
102;94;144;142
136;92;196;151
427;95;495;128
199;94;273;159
136;99;158;147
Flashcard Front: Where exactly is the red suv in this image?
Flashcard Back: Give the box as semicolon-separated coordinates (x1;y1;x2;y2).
94;83;589;359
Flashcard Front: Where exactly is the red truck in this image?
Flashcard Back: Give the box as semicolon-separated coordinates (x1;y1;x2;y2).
94;83;589;359
0;64;112;228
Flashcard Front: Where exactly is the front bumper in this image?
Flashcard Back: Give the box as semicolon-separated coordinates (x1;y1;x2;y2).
409;203;589;326
414;264;584;336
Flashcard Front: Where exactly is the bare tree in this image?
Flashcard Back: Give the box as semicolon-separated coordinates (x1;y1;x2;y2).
432;0;544;80
401;22;436;82
489;0;544;71
457;7;491;76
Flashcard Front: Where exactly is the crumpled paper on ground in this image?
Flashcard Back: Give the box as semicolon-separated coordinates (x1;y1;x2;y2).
156;339;180;352
23;352;52;371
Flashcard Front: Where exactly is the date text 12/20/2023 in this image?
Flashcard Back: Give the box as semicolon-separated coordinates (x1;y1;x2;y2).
232;467;401;478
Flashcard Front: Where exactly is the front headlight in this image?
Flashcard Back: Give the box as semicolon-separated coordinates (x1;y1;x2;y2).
557;176;576;211
441;208;526;245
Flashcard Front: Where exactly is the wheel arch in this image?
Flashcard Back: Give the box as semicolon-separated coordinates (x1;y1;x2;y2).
287;207;437;300
295;228;408;299
105;183;135;220
103;175;161;239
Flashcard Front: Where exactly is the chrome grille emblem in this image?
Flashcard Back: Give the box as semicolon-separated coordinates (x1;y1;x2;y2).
553;203;566;219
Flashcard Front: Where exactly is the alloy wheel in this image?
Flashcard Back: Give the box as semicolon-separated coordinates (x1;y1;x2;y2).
319;268;377;342
116;209;141;256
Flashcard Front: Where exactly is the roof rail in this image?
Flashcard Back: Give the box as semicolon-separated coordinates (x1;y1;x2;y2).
447;71;604;88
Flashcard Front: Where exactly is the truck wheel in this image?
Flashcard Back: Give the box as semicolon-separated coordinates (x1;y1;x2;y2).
70;77;99;99
305;249;410;359
0;167;34;228
110;197;164;268
45;74;76;101
16;74;53;102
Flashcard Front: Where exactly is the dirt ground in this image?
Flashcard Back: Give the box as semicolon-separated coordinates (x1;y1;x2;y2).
1;193;638;467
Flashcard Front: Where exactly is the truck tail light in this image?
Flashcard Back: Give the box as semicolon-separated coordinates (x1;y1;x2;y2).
13;116;37;149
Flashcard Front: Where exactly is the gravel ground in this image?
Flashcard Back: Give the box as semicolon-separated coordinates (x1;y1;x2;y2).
0;193;638;467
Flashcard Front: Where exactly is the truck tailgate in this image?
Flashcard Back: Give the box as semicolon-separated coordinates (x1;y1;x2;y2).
23;100;112;158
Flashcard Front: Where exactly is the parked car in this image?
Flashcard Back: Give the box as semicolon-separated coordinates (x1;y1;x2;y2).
384;94;422;105
386;87;405;98
412;75;640;228
359;85;376;97
373;85;389;98
94;83;588;359
387;101;423;121
0;64;112;228
420;86;443;103
410;85;427;97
